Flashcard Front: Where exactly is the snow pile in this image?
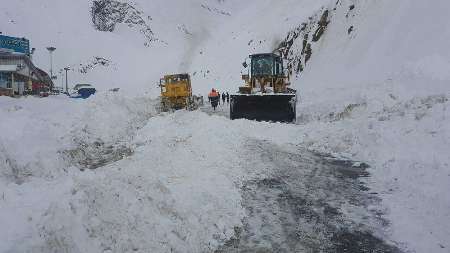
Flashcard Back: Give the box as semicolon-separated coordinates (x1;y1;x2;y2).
0;94;295;252
297;91;450;252
0;97;235;252
0;92;156;182
291;1;450;252
0;96;309;252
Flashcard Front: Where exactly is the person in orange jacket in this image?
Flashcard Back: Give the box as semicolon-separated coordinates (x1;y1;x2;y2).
208;88;220;110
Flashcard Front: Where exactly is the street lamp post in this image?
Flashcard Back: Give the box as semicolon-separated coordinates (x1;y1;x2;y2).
59;69;64;91
28;48;36;93
64;67;70;94
46;47;56;90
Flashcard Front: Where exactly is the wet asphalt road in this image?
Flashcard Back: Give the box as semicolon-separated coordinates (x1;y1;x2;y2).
216;140;402;253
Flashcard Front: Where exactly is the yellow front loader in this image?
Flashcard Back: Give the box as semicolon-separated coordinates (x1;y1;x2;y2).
230;53;297;123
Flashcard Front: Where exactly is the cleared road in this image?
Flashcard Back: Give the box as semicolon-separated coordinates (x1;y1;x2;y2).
216;139;402;252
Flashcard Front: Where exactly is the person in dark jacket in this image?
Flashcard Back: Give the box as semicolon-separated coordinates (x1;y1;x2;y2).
208;89;220;111
226;92;230;104
222;92;226;104
217;92;221;105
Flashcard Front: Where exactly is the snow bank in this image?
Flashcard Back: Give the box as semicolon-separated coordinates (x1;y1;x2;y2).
290;1;450;252
0;94;159;252
0;95;269;252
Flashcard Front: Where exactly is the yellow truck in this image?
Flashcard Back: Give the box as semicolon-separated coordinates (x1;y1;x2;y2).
159;73;202;111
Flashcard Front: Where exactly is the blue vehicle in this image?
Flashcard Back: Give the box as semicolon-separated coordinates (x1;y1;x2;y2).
71;84;96;99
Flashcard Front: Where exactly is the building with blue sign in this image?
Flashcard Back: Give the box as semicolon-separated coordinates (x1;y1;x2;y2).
0;35;53;96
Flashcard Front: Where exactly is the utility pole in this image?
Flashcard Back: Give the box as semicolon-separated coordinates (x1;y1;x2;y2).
28;48;36;93
64;67;70;94
59;69;64;91
46;47;56;90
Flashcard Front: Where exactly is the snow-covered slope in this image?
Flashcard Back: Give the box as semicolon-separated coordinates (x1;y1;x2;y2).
1;0;237;96
1;0;449;252
2;0;449;96
291;2;450;252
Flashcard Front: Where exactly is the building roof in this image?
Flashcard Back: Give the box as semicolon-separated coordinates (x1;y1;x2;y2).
0;52;53;86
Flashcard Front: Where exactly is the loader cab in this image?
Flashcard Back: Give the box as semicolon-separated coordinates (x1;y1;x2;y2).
159;73;192;97
250;53;284;78
160;74;190;87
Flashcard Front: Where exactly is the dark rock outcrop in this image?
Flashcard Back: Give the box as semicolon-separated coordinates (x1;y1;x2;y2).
91;0;158;45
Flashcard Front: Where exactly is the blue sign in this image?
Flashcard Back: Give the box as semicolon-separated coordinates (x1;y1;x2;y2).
0;35;30;54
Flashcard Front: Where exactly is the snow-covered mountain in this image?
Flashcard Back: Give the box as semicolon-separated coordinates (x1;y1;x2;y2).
1;1;449;252
3;0;448;97
1;0;237;96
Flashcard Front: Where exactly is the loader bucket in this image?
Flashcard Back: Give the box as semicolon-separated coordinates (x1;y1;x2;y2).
230;94;296;123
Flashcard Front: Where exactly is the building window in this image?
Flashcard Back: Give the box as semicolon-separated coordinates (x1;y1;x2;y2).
0;72;11;88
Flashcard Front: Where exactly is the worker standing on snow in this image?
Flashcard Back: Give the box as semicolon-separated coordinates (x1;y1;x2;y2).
208;89;220;111
222;92;226;104
226;92;230;104
217;91;221;105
